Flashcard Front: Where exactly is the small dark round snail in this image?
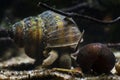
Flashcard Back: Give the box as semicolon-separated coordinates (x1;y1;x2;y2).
75;43;116;74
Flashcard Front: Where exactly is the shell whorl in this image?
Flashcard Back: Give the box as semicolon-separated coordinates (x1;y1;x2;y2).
39;11;82;49
12;16;46;59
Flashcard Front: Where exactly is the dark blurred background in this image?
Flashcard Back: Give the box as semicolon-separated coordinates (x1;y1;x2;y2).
0;0;120;43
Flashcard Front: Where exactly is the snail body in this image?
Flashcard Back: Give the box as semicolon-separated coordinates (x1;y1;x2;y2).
11;10;83;68
75;43;116;74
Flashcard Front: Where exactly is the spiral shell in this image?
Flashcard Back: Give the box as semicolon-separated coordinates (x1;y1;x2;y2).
12;10;82;59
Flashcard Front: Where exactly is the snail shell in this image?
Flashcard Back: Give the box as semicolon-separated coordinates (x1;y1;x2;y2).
76;43;116;74
12;10;83;65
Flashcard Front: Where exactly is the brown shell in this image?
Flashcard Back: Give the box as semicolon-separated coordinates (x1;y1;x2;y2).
76;43;115;73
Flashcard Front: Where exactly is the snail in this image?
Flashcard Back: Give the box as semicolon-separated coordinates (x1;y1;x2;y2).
74;43;116;74
4;10;83;69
